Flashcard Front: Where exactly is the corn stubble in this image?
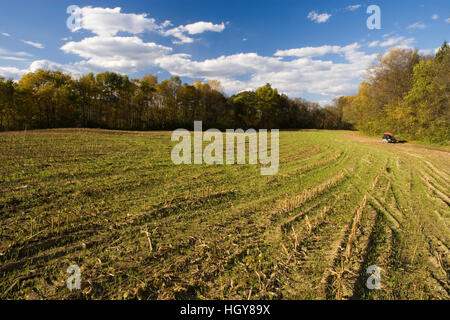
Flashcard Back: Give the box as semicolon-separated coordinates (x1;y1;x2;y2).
0;129;448;300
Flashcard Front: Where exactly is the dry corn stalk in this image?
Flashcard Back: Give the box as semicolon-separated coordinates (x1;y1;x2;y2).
291;226;299;251
305;216;312;234
141;227;153;251
277;171;347;215
344;195;367;259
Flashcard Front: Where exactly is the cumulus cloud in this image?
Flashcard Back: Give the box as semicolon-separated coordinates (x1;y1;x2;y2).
156;42;377;99
0;59;84;80
74;6;163;36
162;21;225;44
407;22;427;29
157;53;281;79
307;11;332;23
431;14;439;20
21;40;44;49
0;66;24;79
446;18;450;23
61;36;172;73
367;35;421;55
183;21;225;34
275;45;342;58
73;6;225;44
369;36;415;49
28;60;76;73
383;36;414;48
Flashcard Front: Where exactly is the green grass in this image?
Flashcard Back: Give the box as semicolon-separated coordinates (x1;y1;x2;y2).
0;128;449;300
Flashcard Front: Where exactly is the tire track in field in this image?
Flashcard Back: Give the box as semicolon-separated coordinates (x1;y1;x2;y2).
161;157;354;299
77;158;351;299
421;172;450;207
152;170;352;299
324;159;388;299
273;156;379;298
387;155;449;298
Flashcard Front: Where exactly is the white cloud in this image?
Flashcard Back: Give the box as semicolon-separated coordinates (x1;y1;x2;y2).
431;14;439;20
162;21;225;44
0;56;29;61
446;18;450;23
366;36;414;49
346;5;361;11
318;99;333;106
75;6;163;36
380;36;414;48
1;32;11;37
275;43;361;58
0;66;24;79
418;49;432;56
14;51;33;57
275;45;341;57
21;40;44;49
61;36;172;73
183;21;225;34
407;22;427;29
307;11;332;23
157;42;376;100
74;6;225;44
0;59;83;80
28;60;74;73
0;47;32;57
161;28;194;44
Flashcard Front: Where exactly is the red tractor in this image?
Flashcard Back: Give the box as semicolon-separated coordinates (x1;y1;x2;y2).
382;133;397;143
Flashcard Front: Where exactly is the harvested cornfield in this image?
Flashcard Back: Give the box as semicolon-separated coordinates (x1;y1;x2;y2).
0;129;448;300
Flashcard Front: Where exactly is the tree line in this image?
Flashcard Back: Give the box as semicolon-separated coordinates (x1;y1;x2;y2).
340;41;449;144
0;71;348;132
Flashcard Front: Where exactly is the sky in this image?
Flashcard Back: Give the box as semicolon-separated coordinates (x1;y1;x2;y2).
0;0;449;105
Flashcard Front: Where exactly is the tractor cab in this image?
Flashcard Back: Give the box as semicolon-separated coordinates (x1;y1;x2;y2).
382;133;397;143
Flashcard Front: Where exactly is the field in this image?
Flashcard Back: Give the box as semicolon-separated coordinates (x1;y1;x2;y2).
0;129;449;300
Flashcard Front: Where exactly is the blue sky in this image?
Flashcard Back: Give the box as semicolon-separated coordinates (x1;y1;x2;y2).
0;0;449;105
